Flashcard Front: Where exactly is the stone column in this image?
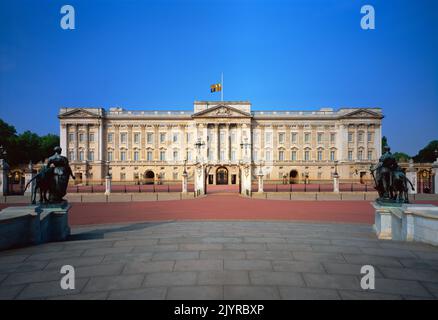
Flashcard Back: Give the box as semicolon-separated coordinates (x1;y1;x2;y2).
433;158;438;195
24;162;36;195
60;123;67;157
240;164;252;196
0;159;10;196
114;124;120;161
105;175;112;195
225;123;230;161
154;124;159;160
257;172;264;193
98;121;104;161
182;171;188;193
84;124;89;161
333;173;340;193
141;125;146;160
74;124;79;162
216;124;220;161
406;159;417;194
127;125;133;160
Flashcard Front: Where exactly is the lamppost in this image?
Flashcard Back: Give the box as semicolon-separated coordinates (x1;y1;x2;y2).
239;137;252;196
240;137;251;163
194;138;206;195
194;138;205;164
333;160;340;193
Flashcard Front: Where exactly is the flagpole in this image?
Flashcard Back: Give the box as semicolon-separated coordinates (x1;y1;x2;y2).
221;72;223;101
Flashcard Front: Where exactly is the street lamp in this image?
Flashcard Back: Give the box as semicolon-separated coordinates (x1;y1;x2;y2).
334;160;339;177
194;138;205;163
240;137;251;163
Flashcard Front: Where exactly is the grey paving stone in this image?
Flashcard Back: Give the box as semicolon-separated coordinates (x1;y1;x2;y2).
250;271;304;286
123;261;175;274
279;286;340;300
292;251;345;263
25;249;86;262
272;261;325;273
224;260;272;271
413;251;438;261
3;268;65;286
285;238;328;245
102;252;153;264
372;278;433;298
338;290;403;300
17;278;89;299
48;292;109;300
113;239;159;247
224;286;280;300
0;273;7;284
246;250;292;260
82;246;133;257
61;240;116;251
379;266;438;283
343;254;403;267
244;237;286;243
303;273;360;290
200;250;245;260
0;254;29;264
398;258;438;270
167;286;222;300
198;271;250;285
152;251;199;261
224;243;267;251
421;282;438;299
144;272;197;287
311;245;362;254
159;237;204;244
174;259;223;272
0;260;49;274
361;247;416;259
83;274;144;292
266;243;313;251
131;244;179;253
330;239;380;248
202;237;243;244
44;256;105;270
75;263;124;278
0;285;25;299
180;244;223;251
323;262;384;277
108;287;166;300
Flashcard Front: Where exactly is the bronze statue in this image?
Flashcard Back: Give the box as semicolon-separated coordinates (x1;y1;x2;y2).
25;146;75;204
370;146;414;203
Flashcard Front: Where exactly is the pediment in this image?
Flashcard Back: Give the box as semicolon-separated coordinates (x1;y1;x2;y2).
341;109;383;119
192;105;251;118
59;108;101;119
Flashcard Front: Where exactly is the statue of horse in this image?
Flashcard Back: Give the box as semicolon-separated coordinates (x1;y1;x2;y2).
24;165;53;204
390;168;415;203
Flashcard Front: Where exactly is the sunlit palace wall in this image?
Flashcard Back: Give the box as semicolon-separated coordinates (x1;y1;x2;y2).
58;101;383;185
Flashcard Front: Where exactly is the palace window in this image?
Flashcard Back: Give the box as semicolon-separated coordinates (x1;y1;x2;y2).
304;133;310;143
265;150;271;161
120;173;126;181
367;132;372;142
160;133;166;143
120;133;127;144
291;133;297;143
279;150;284;161
89;133;95;142
68;133;74;142
231;132;236;144
348;133;353;143
231;150;236;161
186;132;192;143
134;172;139;180
330;133;336;143
253;150;258;161
358;150;363;160
368;150;373;160
173;150;179;161
134;133;140;144
134;151;139;161
147;132;153;144
358;132;364;143
79;133;84;142
187;150;192;161
265;132;272;145
330;150;335;161
304;150;310;161
220;132;225;145
79;151;84;161
278;133;285;144
291;150;297;161
120;151;126;161
173;172;178;180
160;151;166;161
220;150;225;161
317;133;323;143
173;133;179;143
348;150;353;161
68;151;74;161
108;133;114;143
88;151;94;161
147;151;153;161
317;150;323;161
107;151;113;161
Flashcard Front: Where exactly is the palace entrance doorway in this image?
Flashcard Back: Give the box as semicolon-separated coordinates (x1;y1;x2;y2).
216;167;228;185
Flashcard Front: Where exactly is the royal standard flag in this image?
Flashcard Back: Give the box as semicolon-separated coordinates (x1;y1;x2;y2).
210;83;222;93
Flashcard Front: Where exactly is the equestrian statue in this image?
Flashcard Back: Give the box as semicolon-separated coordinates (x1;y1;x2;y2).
370;146;415;204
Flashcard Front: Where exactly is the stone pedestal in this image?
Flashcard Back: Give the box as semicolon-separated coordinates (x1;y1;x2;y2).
195;164;205;196
105;175;111;195
433;160;438;195
182;172;188;193
406;159;417;194
257;174;264;193
0;159;9;196
24;168;36;195
240;164;252;197
333;173;339;193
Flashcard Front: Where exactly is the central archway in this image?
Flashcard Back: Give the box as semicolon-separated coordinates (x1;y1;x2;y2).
289;169;298;184
144;170;155;185
216;167;228;185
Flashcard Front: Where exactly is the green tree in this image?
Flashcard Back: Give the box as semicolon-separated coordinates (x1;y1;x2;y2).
0;119;17;158
381;136;388;154
40;134;60;160
413;140;438;163
393;152;410;162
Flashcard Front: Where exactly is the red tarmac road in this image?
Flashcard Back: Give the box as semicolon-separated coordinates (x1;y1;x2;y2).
2;195;437;226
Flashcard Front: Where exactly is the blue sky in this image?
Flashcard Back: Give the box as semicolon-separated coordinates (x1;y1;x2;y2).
0;0;437;155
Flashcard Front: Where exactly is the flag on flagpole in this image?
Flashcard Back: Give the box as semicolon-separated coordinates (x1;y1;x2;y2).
210;83;222;93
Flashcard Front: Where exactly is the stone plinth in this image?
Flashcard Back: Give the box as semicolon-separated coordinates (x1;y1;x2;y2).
333;174;339;193
195;165;205;196
182;172;188;193
0;202;71;251
105;175;111;195
373;202;438;246
406;159;417;194
257;174;264;193
0;159;9;196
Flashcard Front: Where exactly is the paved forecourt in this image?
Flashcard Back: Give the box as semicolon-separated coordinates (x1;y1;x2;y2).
0;220;438;300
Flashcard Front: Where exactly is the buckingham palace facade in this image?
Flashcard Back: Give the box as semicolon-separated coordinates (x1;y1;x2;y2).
58;101;383;185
